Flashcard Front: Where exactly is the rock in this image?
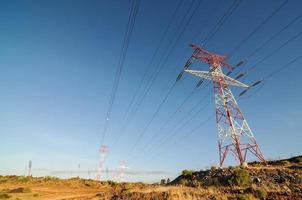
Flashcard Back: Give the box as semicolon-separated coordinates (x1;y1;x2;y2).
253;177;261;184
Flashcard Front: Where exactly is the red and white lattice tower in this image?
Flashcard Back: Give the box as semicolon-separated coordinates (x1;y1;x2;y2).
96;145;108;181
184;44;265;166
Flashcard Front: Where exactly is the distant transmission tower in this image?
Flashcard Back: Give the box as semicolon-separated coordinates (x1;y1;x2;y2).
180;44;265;166
28;160;32;176
96;145;108;181
118;160;127;182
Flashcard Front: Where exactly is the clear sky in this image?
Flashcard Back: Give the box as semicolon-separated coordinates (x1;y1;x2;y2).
0;0;302;182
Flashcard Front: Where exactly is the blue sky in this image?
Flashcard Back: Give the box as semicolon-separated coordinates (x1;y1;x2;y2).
0;0;302;182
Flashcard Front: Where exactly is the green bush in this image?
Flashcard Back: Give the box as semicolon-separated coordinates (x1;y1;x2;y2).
254;188;267;199
229;168;251;186
182;169;193;176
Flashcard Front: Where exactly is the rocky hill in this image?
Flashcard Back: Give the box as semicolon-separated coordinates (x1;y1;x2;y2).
170;156;302;199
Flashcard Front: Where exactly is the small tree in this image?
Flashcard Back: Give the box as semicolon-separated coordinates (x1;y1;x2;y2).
166;178;170;184
160;179;166;185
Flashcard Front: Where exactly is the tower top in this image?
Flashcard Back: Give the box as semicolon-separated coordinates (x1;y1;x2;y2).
190;44;232;70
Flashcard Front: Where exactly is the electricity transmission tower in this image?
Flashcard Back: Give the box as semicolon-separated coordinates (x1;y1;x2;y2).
182;44;265;166
118;160;127;182
96;145;108;181
28;160;32;176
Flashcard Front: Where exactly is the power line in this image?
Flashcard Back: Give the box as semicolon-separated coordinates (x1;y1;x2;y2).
203;0;242;47
238;55;302;98
247;12;302;59
229;0;289;56
241;30;302;76
100;0;141;144
150;88;196;140
147;114;214;163
125;0;203;158
127;81;177;157
111;0;185;148
263;55;302;80
139;89;196;154
143;85;211;156
155;100;211;151
130;0;202;116
140;81;209;154
229;11;302;76
122;0;184;126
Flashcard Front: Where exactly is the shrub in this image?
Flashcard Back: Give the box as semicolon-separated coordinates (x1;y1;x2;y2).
179;179;189;186
107;180;117;186
191;180;200;187
44;176;59;181
254;188;267;199
207;177;221;187
229;168;251;186
33;193;39;197
182;169;193;176
17;176;30;183
236;194;255;200
8;187;31;193
0;193;11;199
0;177;8;183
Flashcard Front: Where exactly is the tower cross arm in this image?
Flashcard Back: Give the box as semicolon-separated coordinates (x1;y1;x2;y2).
184;69;249;88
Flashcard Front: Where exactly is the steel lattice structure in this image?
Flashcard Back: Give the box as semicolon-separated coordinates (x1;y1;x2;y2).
184;44;265;166
96;145;108;181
